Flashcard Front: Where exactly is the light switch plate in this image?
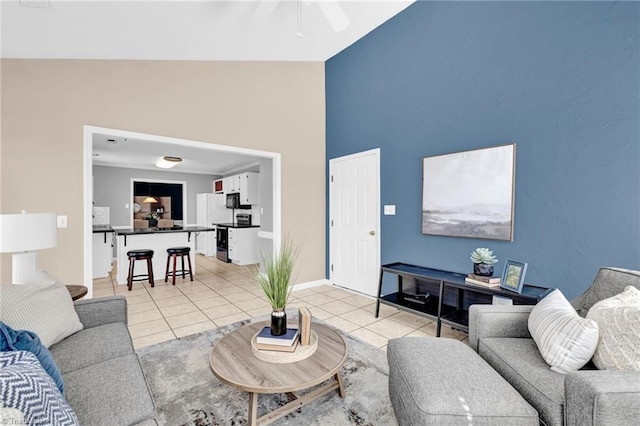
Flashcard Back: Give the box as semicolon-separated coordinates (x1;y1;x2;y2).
57;215;68;228
384;205;396;215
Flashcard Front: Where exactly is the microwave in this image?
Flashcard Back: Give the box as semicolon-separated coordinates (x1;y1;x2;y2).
226;193;251;210
226;193;239;208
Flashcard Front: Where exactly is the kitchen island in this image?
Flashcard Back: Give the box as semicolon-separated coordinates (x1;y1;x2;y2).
114;226;214;286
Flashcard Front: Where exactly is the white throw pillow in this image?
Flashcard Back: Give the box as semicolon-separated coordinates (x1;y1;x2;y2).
528;289;599;374
586;286;640;371
0;281;83;347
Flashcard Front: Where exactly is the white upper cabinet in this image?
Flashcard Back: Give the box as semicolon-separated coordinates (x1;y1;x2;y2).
224;175;241;193
238;172;259;205
223;172;259;205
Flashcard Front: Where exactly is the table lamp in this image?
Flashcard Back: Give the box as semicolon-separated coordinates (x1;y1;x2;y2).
0;211;57;284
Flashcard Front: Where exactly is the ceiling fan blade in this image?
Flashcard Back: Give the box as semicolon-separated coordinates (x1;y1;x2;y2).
250;0;281;24
317;1;350;32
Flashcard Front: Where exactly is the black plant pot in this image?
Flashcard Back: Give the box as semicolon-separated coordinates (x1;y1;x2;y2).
148;218;158;227
473;263;494;277
270;310;287;336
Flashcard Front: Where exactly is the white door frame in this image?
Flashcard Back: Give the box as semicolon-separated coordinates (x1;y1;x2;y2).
83;125;282;297
328;148;381;290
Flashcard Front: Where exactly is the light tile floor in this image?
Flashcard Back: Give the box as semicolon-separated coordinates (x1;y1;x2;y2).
93;255;468;350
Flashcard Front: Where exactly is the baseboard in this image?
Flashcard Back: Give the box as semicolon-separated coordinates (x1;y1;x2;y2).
292;279;331;291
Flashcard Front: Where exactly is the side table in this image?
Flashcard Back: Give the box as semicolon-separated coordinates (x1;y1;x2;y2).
66;285;88;301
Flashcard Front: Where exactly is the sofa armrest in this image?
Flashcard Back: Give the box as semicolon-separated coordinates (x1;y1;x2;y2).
565;370;640;426
468;304;534;352
73;296;127;329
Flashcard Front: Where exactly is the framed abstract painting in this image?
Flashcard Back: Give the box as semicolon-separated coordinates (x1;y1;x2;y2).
422;143;516;241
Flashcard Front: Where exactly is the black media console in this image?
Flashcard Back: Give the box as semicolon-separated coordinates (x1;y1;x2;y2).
375;262;552;337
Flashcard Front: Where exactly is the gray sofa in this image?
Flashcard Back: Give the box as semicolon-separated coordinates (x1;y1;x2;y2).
49;296;157;425
469;267;640;426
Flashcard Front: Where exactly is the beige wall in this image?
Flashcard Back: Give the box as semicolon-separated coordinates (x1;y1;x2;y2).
1;59;326;285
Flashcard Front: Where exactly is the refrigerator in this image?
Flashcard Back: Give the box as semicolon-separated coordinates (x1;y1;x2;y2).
196;193;232;256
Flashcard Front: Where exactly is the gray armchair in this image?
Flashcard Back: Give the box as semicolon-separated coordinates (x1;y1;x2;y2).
469;267;640;426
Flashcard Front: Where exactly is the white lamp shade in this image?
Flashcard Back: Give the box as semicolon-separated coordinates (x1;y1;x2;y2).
0;212;57;253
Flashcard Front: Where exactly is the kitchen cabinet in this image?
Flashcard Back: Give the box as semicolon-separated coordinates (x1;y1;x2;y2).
228;227;259;266
223;172;260;205
213;179;224;194
238;172;259;205
92;231;114;278
224;175;241;193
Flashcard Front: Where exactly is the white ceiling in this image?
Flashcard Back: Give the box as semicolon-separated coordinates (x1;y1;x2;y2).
92;133;263;175
6;0;414;174
1;0;414;61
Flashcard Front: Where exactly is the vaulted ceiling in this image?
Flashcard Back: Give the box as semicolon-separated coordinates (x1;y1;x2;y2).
1;0;414;61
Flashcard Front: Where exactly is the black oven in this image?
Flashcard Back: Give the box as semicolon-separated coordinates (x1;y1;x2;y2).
216;226;230;263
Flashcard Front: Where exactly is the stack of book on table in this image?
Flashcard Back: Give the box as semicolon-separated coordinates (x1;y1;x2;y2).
465;274;501;288
255;327;300;352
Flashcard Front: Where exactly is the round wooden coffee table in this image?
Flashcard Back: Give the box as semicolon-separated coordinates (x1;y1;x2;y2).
209;321;348;426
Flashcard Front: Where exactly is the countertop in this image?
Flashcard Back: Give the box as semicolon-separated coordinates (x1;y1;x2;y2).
93;225;115;233
214;223;260;229
115;226;215;236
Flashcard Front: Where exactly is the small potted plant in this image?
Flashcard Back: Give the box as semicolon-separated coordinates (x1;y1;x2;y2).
145;212;160;227
256;238;299;336
470;248;498;276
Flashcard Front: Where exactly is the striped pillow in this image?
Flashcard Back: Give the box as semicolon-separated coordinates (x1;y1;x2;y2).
528;289;599;374
0;281;83;348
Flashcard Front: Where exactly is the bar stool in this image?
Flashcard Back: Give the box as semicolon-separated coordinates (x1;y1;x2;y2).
165;246;193;285
126;249;155;291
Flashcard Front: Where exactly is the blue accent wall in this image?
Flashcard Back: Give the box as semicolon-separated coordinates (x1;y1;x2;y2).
325;1;639;298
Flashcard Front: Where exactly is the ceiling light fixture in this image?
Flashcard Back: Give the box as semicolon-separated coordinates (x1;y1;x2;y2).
155;156;183;169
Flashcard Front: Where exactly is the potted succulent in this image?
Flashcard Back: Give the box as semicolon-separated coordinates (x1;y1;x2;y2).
470;248;498;276
256;238;299;336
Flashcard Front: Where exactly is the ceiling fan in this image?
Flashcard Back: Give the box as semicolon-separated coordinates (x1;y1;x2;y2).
250;0;350;36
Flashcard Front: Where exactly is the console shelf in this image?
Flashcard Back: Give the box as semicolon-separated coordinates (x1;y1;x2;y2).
375;262;552;337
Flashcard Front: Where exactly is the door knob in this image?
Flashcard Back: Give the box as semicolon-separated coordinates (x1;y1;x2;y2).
369;230;376;236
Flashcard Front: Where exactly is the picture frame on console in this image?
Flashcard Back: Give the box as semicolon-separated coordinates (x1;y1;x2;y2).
500;259;528;294
422;143;516;241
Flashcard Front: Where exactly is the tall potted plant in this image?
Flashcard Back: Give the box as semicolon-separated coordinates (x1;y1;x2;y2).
257;238;299;336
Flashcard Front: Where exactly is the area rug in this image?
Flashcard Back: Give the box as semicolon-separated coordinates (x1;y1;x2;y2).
137;319;398;426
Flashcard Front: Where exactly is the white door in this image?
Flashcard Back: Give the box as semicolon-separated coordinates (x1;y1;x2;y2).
329;149;380;296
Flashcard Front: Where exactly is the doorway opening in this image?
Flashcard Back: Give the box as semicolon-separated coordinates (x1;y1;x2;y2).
132;180;186;228
83;125;282;297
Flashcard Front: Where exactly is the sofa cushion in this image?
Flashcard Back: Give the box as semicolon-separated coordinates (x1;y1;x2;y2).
63;354;156;426
0;351;79;426
49;322;134;375
586;285;640;371
0;281;83;347
479;337;565;426
528;289;599;374
388;337;538;425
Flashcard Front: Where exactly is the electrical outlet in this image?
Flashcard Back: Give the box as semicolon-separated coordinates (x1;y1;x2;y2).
384;205;396;215
57;215;68;228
